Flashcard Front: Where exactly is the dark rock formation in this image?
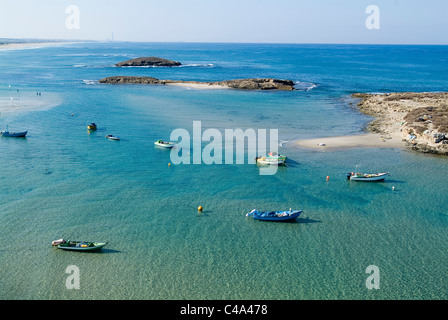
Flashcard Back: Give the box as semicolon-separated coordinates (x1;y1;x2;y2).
99;76;161;84
214;78;295;90
99;76;296;91
115;57;181;67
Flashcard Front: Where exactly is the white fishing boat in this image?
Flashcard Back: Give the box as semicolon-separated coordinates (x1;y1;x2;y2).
154;139;176;148
347;172;389;181
105;134;120;140
256;152;287;165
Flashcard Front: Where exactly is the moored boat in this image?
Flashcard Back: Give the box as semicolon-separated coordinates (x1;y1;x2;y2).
105;134;120;140
1;125;27;137
256;152;287;165
347;172;389;181
52;239;107;251
87;122;97;131
246;209;302;221
154;139;176;148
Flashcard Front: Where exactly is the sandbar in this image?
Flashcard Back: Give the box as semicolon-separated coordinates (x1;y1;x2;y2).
294;132;403;151
164;82;229;90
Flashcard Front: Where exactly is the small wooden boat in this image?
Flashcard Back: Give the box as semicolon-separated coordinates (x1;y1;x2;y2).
347;172;389;181
87;122;97;131
154;139;176;148
1;126;27;137
256;152;287;165
105;134;120;140
52;239;107;252
246;209;302;221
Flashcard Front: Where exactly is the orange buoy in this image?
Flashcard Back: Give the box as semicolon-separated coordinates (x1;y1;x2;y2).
168;163;171;166
198;206;203;212
326;176;330;180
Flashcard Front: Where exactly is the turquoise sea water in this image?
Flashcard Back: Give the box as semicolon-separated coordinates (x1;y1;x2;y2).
0;42;447;300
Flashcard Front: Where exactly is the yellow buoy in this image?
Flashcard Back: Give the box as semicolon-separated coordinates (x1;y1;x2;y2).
168;163;171;166
198;206;203;212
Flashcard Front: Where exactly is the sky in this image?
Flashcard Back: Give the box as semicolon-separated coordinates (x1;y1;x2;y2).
0;0;447;44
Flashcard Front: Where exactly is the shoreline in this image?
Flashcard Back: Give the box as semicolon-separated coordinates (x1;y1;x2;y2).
293;92;448;155
294;132;403;151
164;82;229;90
0;41;82;51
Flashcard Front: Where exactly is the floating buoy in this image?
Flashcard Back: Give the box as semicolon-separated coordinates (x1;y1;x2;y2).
168;163;171;166
392;186;395;191
71;113;74;116
198;206;203;212
326;176;330;180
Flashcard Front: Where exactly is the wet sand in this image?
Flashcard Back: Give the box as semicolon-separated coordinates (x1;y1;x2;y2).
294;132;403;151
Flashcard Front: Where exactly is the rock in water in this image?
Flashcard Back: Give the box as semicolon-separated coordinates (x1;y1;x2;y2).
99;76;161;84
215;78;295;90
99;76;296;91
115;57;181;67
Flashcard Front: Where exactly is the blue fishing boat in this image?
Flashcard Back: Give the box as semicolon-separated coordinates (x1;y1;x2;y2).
246;209;302;221
1;126;27;137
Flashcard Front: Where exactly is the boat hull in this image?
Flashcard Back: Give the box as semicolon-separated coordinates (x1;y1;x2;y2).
349;172;388;181
247;210;302;221
256;155;287;166
1;131;27;137
58;242;107;251
256;159;285;165
154;142;175;148
154;140;175;148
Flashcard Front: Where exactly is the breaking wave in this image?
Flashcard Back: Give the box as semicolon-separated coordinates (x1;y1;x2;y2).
294;81;318;91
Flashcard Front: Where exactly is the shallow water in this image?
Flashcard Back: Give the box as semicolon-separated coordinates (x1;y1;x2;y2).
0;42;447;300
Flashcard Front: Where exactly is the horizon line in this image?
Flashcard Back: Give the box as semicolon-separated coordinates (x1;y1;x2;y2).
2;38;448;46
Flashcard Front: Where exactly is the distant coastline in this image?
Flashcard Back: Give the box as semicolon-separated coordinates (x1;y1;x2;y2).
0;39;89;51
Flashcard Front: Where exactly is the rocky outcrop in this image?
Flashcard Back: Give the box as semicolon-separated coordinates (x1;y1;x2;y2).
352;92;448;156
99;76;161;84
115;57;181;67
99;76;296;91
214;78;295;90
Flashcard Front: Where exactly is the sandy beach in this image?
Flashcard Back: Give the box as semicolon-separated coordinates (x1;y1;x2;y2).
294;132;403;151
294;92;448;155
0;42;61;51
0;41;82;51
164;82;229;90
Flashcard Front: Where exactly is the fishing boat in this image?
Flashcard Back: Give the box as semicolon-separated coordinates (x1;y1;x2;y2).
347;172;389;181
87;122;97;131
52;239;107;252
1;125;27;137
105;134;120;140
256;152;287;165
154;139;176;148
246;209;302;221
